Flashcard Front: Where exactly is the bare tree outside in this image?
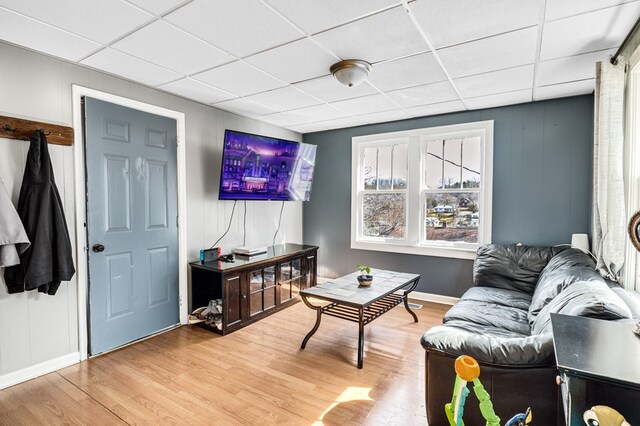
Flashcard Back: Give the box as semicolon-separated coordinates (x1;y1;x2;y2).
361;144;407;239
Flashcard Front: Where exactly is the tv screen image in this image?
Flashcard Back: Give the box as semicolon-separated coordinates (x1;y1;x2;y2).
219;130;316;201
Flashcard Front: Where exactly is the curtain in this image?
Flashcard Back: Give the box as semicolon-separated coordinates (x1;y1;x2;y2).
593;58;626;280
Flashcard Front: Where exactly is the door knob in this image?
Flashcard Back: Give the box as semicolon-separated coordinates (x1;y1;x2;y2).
92;243;105;253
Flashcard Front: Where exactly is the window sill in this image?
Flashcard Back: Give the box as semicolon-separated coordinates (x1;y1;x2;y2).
350;240;478;260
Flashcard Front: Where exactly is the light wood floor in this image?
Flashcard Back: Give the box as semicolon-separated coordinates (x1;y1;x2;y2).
0;300;448;425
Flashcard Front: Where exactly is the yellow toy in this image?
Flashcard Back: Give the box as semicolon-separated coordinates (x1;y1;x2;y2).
584;405;631;426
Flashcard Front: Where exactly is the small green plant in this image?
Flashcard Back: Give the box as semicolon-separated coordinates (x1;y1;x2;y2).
356;264;371;276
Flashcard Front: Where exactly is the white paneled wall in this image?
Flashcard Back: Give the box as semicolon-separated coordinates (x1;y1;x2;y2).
0;41;302;387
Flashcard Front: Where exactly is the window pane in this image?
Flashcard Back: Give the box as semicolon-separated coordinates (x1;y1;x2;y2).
264;266;275;286
392;144;407;189
363;147;377;190
264;286;275;310
292;259;301;278
281;262;291;281
362;193;406;239
425;192;479;243
443;139;461;189
250;292;262;316
250;271;262;292
425;140;443;189
377;146;392;190
462;137;481;188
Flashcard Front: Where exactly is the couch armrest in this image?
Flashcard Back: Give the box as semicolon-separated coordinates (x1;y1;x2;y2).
421;325;555;367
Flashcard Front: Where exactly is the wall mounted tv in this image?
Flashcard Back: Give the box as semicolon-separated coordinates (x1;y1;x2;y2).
219;129;317;201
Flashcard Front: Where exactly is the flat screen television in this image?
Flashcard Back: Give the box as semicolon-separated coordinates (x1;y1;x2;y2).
219;130;317;201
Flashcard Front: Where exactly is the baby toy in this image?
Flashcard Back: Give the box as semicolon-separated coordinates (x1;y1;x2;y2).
445;355;532;426
584;405;631;426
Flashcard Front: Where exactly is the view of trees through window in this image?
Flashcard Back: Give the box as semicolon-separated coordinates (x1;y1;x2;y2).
424;137;482;243
361;144;407;239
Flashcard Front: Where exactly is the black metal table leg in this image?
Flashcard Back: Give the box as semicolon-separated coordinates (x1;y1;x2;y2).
301;295;322;349
402;278;420;323
357;308;364;369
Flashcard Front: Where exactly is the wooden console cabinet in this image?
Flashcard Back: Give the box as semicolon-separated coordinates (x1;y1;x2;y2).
190;244;318;335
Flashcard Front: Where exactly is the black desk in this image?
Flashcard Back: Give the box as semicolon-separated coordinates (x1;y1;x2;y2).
551;314;640;425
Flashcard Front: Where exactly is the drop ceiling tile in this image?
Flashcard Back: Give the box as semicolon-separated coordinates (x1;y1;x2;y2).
302;116;368;132
213;98;277;117
545;0;633;21
356;109;412;124
288;122;334;133
367;53;447;91
313;6;427;64
245;38;336;83
537;49;615;86
0;7;100;62
159;78;236;104
534;79;595;101
293;75;378;102
112;21;233;75
330;93;399;116
260;111;311;127
455;65;534;99
245;86;322;112
387;81;459;108
404;100;465;117
438;27;538;78
540;2;640;60
0;0;153;44
266;0;400;34
410;0;540;48
164;0;303;57
287;103;347;122
126;0;187;15
81;48;182;86
465;89;532;110
192;61;286;97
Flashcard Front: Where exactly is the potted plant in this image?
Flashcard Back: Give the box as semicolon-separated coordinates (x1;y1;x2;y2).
356;264;373;286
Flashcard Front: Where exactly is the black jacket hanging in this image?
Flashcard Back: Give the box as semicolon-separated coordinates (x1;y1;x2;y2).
4;130;75;295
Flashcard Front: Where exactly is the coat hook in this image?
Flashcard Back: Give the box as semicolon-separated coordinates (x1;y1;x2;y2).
2;124;17;132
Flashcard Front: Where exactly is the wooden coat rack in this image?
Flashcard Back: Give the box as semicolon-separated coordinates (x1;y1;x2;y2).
0;115;73;146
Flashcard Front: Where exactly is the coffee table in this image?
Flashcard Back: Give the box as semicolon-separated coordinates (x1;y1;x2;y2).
299;269;420;368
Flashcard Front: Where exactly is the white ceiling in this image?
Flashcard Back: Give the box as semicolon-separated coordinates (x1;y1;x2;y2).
0;0;637;133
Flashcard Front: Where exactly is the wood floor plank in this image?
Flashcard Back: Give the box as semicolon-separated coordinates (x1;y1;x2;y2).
0;300;448;425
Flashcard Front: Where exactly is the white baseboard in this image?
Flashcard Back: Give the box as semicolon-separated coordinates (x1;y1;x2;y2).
397;290;460;306
0;352;80;390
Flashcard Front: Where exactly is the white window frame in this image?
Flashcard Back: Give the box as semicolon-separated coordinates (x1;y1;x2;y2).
351;121;493;260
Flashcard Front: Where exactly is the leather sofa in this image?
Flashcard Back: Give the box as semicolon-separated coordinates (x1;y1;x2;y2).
421;244;640;426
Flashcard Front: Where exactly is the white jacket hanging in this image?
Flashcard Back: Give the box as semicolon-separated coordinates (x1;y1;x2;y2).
0;181;30;267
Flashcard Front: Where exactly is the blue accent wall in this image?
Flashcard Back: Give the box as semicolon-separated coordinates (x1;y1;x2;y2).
303;95;594;297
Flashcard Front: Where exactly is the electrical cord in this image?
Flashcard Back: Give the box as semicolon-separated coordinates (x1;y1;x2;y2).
272;201;285;247
210;200;238;249
243;200;247;247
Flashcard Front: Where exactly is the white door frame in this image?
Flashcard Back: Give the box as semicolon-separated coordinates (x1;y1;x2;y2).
72;85;188;361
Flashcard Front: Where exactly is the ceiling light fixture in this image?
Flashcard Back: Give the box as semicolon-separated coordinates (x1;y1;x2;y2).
330;59;372;87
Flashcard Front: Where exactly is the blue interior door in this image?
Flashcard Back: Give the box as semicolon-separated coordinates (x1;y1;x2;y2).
85;97;179;355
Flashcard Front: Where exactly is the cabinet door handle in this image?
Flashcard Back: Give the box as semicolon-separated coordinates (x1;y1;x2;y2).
242;295;247;300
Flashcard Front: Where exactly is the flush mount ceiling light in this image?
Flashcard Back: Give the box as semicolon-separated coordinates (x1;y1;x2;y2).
330;59;372;87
